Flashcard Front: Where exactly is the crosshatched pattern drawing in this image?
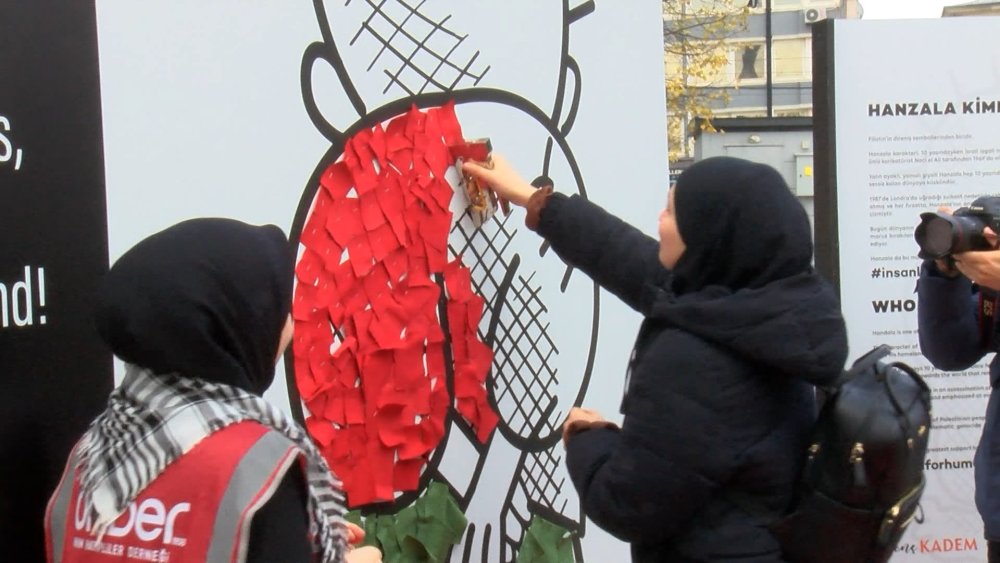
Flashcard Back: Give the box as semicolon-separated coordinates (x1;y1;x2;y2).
449;211;560;440
349;0;491;95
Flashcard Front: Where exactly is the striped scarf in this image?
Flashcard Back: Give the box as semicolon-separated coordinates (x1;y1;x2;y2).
74;365;347;562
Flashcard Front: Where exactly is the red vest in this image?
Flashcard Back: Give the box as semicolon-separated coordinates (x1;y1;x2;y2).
46;421;304;563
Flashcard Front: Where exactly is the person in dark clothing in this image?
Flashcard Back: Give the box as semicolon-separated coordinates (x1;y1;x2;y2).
463;156;848;562
44;218;380;563
917;216;1000;562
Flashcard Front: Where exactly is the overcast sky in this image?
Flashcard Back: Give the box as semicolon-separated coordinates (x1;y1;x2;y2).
860;0;959;19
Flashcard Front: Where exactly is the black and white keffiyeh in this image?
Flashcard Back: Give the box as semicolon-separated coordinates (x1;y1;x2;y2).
75;366;348;563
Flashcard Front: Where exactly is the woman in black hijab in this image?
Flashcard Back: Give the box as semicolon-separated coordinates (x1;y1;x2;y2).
463;156;848;561
96;218;295;396
45;218;380;563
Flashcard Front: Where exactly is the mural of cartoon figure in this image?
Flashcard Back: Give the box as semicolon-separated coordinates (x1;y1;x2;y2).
287;1;600;561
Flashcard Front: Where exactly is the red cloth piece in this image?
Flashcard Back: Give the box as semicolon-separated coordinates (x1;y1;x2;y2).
293;105;499;508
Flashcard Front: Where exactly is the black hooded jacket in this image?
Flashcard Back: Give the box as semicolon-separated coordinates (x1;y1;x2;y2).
539;158;848;561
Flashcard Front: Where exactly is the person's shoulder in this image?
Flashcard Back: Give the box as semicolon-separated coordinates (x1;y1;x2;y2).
207;421;302;463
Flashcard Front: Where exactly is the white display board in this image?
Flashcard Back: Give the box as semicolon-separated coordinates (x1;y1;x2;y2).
95;2;668;561
830;17;1000;560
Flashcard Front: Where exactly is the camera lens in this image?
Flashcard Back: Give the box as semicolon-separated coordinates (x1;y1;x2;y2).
915;202;996;259
915;212;960;258
922;216;955;257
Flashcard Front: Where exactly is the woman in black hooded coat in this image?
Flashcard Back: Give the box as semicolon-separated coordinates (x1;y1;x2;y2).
463;156;848;562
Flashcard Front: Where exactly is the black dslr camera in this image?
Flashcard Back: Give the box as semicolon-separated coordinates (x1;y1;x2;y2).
914;196;1000;259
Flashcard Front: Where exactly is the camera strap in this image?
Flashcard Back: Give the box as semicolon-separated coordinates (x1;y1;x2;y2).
978;288;1000;348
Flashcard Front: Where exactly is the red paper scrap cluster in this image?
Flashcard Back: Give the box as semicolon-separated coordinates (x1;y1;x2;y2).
293;103;499;507
443;260;498;443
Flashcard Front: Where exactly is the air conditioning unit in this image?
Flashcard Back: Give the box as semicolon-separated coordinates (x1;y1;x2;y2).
804;7;827;24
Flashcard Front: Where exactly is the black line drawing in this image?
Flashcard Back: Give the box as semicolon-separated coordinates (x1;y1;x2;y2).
287;2;599;561
350;0;492;96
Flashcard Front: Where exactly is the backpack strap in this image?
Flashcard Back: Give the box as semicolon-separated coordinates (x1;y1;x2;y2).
979;288;1000;349
819;344;893;395
882;360;932;416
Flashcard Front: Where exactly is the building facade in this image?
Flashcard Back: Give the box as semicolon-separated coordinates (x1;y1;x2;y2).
664;0;861;122
664;1;862;230
943;1;1000;17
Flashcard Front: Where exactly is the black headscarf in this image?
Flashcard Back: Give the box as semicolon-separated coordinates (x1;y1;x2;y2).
95;218;294;395
670;156;813;295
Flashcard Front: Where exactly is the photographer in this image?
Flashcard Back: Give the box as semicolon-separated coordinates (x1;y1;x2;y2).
949;238;1000;290
463;155;848;561
917;207;1000;561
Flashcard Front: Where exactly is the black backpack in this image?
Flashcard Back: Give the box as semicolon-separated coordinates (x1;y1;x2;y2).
770;344;932;563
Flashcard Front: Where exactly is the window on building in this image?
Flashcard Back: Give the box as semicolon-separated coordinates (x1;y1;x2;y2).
664;49;730;88
663;36;812;88
727;36;812;85
773;36;811;82
738;44;763;79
